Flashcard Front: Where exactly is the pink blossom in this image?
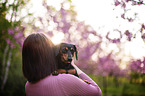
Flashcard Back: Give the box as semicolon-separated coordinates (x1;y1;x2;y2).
125;0;131;3
141;24;145;29
121;14;125;19
130;59;145;74
122;3;126;8
125;30;132;41
6;38;11;44
112;39;120;43
132;1;137;5
53;16;57;23
8;29;14;35
10;43;16;48
60;8;66;17
137;0;143;5
14;32;23;39
127;18;133;22
115;0;121;6
14;27;19;31
142;57;145;64
141;34;145;39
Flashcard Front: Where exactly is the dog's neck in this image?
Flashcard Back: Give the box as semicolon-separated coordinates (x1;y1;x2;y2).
59;60;71;69
56;54;71;69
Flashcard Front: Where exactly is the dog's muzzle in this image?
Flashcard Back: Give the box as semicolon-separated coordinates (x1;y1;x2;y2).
67;51;72;63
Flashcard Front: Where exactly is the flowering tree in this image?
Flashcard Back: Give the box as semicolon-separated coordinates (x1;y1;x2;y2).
1;0;145;95
33;1;145;94
33;0;141;77
0;0;28;91
33;0;103;73
112;0;145;42
111;0;145;84
129;58;145;84
10;0;144;80
1;27;25;90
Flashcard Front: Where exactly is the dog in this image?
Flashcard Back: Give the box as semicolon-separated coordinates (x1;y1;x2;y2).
55;43;79;77
54;43;91;84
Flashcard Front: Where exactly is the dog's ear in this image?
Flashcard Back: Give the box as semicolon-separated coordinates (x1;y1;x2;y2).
55;43;65;56
55;44;60;56
73;45;78;60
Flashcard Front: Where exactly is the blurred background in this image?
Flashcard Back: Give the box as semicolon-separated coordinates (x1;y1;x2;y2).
0;0;145;96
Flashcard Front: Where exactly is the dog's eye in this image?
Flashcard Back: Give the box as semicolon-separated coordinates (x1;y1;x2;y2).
66;47;68;50
70;48;74;54
70;48;74;51
62;47;68;53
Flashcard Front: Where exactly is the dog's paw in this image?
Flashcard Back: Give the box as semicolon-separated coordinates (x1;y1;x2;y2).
52;71;59;76
83;79;91;84
57;69;66;74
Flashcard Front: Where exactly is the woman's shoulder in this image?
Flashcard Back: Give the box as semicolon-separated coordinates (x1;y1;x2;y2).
25;74;73;86
57;73;79;79
56;73;85;85
26;74;80;87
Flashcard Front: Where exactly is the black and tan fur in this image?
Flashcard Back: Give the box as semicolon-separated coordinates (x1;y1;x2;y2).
55;43;78;77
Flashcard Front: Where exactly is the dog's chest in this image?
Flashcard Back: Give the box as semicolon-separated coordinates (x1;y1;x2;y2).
58;62;74;70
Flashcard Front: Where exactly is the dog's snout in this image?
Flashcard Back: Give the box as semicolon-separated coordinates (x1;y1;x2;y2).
68;57;72;62
67;50;72;62
68;59;72;62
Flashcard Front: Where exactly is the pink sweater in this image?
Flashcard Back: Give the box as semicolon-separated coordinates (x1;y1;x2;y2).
25;73;102;96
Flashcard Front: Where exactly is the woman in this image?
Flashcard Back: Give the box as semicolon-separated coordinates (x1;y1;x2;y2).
22;32;102;96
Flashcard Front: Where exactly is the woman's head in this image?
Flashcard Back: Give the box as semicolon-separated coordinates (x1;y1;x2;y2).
22;33;57;82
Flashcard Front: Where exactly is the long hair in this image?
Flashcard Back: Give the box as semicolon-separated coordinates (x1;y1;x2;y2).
22;33;57;83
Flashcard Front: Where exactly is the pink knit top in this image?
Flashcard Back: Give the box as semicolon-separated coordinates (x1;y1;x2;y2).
25;73;102;96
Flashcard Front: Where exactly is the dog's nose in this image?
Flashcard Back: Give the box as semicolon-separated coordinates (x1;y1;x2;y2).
68;57;72;62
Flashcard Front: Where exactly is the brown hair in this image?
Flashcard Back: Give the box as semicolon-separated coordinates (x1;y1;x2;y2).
22;33;57;83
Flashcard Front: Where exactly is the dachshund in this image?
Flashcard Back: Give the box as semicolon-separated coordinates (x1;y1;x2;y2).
53;43;91;84
54;43;79;77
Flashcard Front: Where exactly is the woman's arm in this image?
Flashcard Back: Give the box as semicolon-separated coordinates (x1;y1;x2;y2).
71;60;83;75
58;74;102;96
72;61;99;86
58;60;101;96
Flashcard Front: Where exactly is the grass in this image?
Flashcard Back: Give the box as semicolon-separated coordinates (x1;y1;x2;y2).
122;83;145;96
88;74;145;96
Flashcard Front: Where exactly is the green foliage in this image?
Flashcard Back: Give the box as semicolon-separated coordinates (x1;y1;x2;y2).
6;50;26;96
0;16;11;49
130;72;145;84
0;12;11;92
0;48;26;96
0;0;29;95
122;83;145;96
89;75;145;96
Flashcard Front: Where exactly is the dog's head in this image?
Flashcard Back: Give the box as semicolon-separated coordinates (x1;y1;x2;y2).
55;43;78;64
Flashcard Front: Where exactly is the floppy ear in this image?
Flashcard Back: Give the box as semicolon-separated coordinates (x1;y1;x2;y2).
73;45;78;60
55;44;60;56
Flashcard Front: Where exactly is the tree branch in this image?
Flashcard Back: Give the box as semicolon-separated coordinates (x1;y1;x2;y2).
1;48;12;90
1;44;9;83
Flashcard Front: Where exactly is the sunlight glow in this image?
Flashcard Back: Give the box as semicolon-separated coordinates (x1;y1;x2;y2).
72;0;145;59
46;0;63;10
92;52;98;61
88;34;99;42
27;0;145;59
120;63;127;69
72;0;114;30
129;38;145;59
108;30;121;39
51;32;64;45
